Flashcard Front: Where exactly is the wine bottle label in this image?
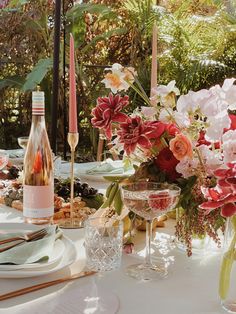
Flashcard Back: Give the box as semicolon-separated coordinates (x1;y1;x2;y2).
32;91;45;115
23;184;54;218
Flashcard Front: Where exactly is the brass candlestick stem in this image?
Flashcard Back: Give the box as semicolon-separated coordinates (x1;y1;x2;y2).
59;132;82;229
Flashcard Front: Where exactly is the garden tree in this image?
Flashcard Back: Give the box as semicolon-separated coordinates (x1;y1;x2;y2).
0;0;236;155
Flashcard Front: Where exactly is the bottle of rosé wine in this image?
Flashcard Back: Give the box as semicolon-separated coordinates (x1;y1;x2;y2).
23;90;54;225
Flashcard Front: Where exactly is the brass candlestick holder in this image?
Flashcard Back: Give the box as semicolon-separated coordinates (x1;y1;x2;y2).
59;132;83;229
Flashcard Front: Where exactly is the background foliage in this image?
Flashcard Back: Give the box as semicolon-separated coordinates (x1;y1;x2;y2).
0;0;236;159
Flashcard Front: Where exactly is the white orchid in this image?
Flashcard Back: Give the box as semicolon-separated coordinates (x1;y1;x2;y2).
159;107;190;129
177;91;199;113
176;157;199;178
205;110;231;142
223;78;236;111
222;130;236;164
198;145;222;174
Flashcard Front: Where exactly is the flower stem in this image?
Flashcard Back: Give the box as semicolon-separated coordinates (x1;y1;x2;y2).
195;147;206;181
219;216;236;300
126;79;152;107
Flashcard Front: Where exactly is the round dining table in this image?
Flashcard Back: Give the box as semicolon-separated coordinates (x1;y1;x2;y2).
0;164;226;314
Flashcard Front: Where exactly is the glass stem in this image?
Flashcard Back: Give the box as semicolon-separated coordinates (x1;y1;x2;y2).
145;219;152;266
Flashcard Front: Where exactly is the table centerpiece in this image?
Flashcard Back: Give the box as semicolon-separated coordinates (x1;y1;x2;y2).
91;62;236;257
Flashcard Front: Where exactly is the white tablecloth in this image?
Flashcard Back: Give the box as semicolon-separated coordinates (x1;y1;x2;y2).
0;203;226;314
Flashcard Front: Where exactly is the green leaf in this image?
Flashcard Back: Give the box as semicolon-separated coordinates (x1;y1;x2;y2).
113;188;123;215
103;175;130;182
8;0;29;7
82;194;104;210
0;76;24;90
22;58;53;92
81;27;128;53
67;3;112;19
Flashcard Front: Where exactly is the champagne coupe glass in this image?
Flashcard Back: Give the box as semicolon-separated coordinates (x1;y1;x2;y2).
0;150;9;170
121;181;180;281
17;136;29;151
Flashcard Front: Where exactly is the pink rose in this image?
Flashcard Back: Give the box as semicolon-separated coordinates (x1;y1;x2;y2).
169;133;193;161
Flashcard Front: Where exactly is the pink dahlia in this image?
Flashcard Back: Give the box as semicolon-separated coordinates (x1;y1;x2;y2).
117;116;157;155
91;93;129;139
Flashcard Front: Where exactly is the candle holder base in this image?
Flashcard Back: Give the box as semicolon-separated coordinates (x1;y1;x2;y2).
58;217;84;229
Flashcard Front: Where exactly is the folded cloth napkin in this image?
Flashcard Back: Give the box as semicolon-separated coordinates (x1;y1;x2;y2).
0;225;62;265
8;149;24;158
86;159;124;175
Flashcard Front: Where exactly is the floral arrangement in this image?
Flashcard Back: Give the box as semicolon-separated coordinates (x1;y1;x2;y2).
91;62;236;256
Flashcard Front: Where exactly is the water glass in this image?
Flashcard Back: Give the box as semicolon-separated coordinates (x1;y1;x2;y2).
84;217;123;272
54;155;62;177
17;136;29;150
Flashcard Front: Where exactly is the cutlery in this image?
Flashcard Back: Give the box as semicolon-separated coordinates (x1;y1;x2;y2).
0;228;47;245
0;229;48;253
0;270;96;301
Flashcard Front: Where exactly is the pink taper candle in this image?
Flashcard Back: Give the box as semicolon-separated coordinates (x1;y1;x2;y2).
69;33;78;133
150;22;157;105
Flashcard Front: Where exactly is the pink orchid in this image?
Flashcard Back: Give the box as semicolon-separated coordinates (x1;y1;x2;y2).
200;165;236;217
91;93;129;139
117;116;158;155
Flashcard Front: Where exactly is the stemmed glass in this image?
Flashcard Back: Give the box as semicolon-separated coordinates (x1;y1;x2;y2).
0;150;9;170
121;181;180;281
17;136;29;151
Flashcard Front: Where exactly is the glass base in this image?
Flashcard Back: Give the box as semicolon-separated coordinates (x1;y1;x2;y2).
221;300;236;313
58;218;84;229
126;262;168;281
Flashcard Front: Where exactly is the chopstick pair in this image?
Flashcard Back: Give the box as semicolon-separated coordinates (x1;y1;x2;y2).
0;271;96;301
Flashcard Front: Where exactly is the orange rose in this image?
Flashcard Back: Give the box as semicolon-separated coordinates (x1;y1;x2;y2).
169;134;193;161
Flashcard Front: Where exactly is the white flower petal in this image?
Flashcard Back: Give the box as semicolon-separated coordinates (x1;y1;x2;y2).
112;63;123;71
176;92;197;113
159;108;173;122
141;106;157;118
222;78;236;91
205;111;231;142
176;157;199;178
222;130;236;163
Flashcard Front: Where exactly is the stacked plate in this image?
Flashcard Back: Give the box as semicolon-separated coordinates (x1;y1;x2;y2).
8;149;24;166
0;223;77;278
61;160;135;182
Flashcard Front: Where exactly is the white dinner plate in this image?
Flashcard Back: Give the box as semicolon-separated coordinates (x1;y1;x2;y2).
7;149;24;158
61;161;134;182
0;223;77;278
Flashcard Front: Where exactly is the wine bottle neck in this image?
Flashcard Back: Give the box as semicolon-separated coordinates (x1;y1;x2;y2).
31;115;46;125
